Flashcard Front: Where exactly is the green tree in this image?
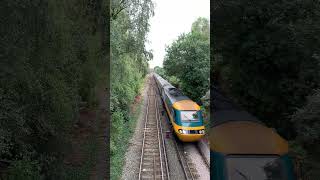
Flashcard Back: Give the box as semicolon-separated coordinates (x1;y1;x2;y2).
0;0;108;178
291;90;320;179
154;66;166;77
110;0;154;179
213;0;320;136
163;17;210;102
213;0;320;179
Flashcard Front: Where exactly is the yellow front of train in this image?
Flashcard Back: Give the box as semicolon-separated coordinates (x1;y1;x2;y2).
169;100;205;142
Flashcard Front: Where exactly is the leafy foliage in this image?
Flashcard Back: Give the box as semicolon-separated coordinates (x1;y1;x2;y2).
213;0;320;178
292;90;320;144
290;90;320;179
5;158;41;180
163;17;210;102
213;0;320;135
110;0;154;179
0;0;108;178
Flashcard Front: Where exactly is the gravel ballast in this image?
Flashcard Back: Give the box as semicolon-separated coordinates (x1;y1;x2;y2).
121;76;149;180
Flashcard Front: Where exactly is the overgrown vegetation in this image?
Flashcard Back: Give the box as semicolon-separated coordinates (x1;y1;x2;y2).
213;0;320;178
110;0;154;179
0;0;108;179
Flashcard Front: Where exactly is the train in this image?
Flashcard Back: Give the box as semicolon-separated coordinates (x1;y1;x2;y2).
153;73;205;142
211;86;297;180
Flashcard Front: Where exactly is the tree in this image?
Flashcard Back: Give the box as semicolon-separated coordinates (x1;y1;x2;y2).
213;0;320;178
292;90;320;145
213;0;320;136
0;0;108;178
163;17;210;102
291;90;320;178
110;0;154;179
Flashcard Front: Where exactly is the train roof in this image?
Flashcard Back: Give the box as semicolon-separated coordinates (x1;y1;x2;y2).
153;73;200;110
210;86;289;155
211;86;261;127
210;121;289;155
173;100;200;110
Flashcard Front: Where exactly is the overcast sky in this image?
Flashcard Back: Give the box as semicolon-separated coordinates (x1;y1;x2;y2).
146;0;210;68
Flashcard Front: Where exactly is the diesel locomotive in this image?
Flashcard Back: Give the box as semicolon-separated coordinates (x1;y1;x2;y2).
211;86;297;180
154;73;205;142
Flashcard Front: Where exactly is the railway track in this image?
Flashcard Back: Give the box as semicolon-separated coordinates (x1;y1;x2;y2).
138;79;170;180
173;139;199;180
145;74;209;180
196;141;210;169
173;139;210;180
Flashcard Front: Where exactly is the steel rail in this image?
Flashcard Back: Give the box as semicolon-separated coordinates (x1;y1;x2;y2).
155;81;170;180
172;138;195;180
138;80;151;180
197;141;210;169
138;78;168;180
155;84;164;180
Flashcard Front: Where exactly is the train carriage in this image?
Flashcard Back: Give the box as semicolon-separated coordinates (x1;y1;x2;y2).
153;73;205;142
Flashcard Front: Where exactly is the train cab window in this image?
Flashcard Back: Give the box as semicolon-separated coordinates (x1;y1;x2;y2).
171;109;175;117
180;111;200;122
225;155;287;180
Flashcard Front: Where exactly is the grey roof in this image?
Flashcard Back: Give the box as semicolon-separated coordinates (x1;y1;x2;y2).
153;73;190;104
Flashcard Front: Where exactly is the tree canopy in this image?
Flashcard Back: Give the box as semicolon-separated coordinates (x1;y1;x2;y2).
163;17;210;102
0;0;108;178
110;0;154;179
213;0;320;135
213;0;320;178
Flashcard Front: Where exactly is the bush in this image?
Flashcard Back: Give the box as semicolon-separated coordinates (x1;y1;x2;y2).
0;0;108;178
6;158;41;180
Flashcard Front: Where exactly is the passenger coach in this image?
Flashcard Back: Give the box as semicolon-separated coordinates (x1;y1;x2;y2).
153;73;205;142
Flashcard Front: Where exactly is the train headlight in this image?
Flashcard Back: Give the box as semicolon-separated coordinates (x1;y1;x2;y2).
199;130;205;134
178;129;188;134
182;130;188;134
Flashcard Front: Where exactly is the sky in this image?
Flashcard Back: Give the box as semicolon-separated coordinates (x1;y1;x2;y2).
146;0;210;68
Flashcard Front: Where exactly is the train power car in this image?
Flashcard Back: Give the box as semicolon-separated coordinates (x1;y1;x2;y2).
153;73;205;142
210;87;296;180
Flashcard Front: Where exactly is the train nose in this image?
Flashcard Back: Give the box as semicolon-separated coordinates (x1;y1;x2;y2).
177;129;205;134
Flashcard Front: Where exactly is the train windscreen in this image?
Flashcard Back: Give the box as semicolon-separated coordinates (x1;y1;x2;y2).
225;155;287;180
180;111;200;122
